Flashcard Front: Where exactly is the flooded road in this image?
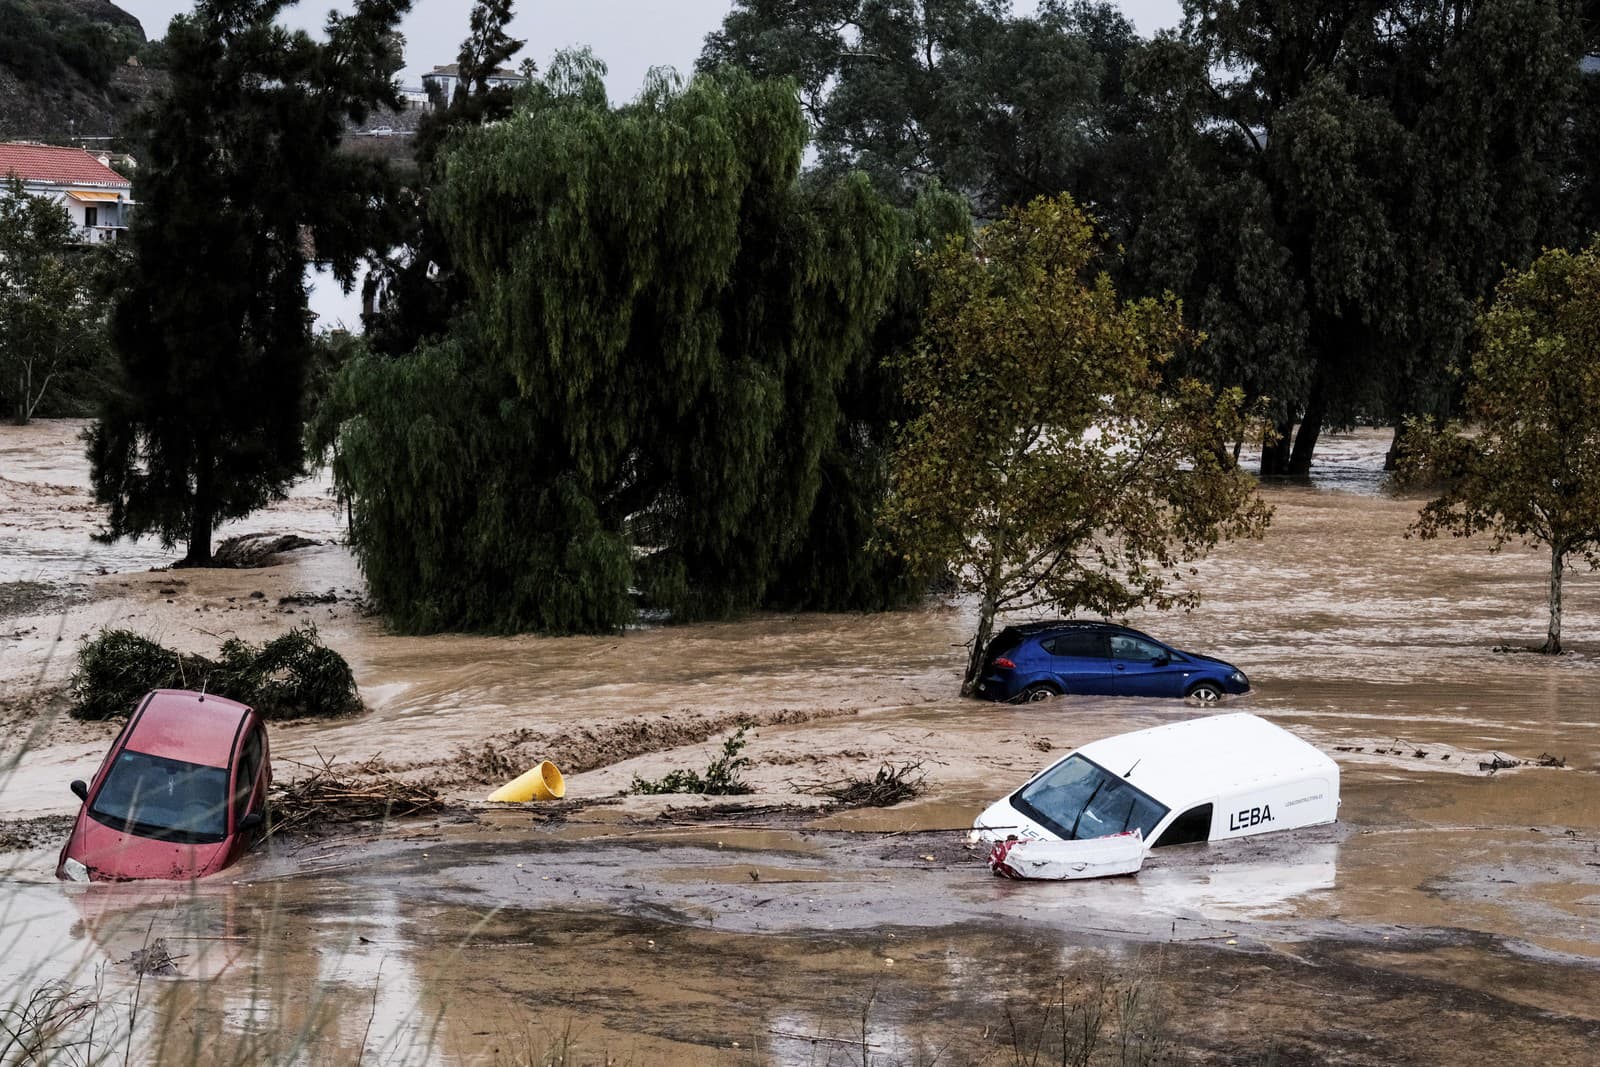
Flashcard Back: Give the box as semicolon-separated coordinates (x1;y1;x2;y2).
4;420;1600;1063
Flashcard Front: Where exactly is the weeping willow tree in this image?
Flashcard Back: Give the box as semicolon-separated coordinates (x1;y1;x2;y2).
329;55;908;632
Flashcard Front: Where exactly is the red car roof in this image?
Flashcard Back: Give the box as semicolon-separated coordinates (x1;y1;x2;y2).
126;690;252;767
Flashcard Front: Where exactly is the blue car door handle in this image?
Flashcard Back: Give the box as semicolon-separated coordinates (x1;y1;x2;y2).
1114;663;1126;671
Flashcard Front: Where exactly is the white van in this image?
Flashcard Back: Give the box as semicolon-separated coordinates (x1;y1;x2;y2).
974;713;1339;851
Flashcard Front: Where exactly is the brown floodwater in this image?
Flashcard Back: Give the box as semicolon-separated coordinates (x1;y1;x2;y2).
4;419;1600;1063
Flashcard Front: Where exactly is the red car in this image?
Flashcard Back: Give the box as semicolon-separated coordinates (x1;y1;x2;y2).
57;689;272;882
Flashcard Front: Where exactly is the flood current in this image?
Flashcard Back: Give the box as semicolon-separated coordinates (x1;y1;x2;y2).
3;420;1599;1064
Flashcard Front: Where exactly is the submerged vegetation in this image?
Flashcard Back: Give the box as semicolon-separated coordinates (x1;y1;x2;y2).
884;195;1272;690
67;0;1600;643
630;726;755;796
1403;241;1600;654
69;625;362;721
328;57;930;633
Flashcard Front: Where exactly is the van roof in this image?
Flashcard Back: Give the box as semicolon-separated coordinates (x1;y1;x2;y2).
1074;713;1335;812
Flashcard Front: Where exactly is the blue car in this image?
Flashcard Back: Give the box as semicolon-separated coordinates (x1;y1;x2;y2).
972;621;1249;704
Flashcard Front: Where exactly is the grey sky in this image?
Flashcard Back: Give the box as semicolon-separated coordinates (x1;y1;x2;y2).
118;1;1185;99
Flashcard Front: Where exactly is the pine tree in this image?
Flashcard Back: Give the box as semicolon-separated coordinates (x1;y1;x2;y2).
88;0;410;565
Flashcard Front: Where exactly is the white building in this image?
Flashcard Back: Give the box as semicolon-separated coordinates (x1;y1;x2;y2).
0;141;133;244
420;63;528;108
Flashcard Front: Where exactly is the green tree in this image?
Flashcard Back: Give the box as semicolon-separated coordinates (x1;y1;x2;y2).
0;179;106;423
1403;243;1600;655
87;0;411;566
699;0;1139;219
1126;1;1586;477
329;59;905;633
882;195;1272;692
361;0;527;358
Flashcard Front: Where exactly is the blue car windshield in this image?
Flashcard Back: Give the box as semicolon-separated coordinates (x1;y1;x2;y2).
1010;754;1169;841
88;749;230;844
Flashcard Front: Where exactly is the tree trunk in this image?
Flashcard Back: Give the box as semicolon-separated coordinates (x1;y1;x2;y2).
183;454;215;566
1384;424;1403;472
1259;416;1294;477
962;602;997;698
1542;542;1564;654
183;500;214;566
962;527;1008;697
1287;386;1326;478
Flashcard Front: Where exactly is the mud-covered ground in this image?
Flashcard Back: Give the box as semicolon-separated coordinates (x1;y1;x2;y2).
3;420;1600;1065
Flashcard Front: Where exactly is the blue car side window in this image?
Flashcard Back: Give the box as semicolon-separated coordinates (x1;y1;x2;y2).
1043;632;1106;658
1111;635;1165;662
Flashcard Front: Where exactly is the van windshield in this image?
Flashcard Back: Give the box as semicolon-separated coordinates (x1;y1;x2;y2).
1010;754;1169;841
89;749;229;844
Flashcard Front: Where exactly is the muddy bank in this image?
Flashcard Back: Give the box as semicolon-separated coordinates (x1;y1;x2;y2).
7;830;1599;1065
7;419;1600;1063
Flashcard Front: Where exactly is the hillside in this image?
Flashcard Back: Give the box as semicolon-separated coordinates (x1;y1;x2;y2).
0;0;166;144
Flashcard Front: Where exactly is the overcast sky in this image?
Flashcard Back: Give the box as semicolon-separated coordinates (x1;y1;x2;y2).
119;1;1185;99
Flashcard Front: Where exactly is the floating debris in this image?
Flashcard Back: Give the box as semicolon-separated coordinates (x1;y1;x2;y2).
815;761;926;809
122;939;183;978
270;754;444;833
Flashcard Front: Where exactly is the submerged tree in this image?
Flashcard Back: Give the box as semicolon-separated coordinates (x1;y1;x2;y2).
331;59;906;632
0;178;106;423
88;0;410;565
882;195;1272;692
1404;243;1600;655
1128;0;1587;477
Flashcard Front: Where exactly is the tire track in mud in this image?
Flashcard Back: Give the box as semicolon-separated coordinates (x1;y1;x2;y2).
385;706;861;789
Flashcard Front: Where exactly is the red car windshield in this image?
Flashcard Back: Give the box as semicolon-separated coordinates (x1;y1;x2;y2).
88;749;230;844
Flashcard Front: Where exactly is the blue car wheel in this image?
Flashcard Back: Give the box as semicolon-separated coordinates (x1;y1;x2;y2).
1186;680;1225;704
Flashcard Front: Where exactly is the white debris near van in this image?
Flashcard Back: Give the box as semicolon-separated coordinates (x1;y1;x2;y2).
987;829;1145;880
974;713;1339;880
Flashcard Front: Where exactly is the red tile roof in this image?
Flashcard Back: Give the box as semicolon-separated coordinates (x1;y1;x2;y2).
0;142;130;187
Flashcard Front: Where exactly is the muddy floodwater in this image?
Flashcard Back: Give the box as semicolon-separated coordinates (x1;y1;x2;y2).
4;420;1600;1064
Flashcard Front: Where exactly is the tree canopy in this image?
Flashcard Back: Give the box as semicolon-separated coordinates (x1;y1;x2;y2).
703;0;1598;477
1125;0;1589;474
1403;243;1600;654
881;194;1272;690
0;178;107;424
329;59;916;633
699;0;1142;220
88;0;411;565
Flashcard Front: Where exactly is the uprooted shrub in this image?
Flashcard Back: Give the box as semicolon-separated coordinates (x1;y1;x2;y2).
70;625;362;721
630;726;754;796
816;761;926;808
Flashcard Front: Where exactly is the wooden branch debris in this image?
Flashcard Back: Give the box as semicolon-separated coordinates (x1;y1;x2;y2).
269;752;444;834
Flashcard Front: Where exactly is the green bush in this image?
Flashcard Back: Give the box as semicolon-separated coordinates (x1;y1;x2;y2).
69;625;362;721
630;727;753;796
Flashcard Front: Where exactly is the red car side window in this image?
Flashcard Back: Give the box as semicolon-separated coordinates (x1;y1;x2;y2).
232;728;265;824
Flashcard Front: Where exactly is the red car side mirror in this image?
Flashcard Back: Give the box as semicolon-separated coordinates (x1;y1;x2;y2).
70;780;88;801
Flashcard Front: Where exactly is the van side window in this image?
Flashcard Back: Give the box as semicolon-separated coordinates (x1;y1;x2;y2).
1152;803;1213;847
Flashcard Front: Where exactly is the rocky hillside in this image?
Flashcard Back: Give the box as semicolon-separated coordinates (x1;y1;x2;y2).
0;0;166;144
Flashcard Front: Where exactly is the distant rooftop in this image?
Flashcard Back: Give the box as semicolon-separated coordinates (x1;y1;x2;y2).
422;63;525;80
0;142;130;187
